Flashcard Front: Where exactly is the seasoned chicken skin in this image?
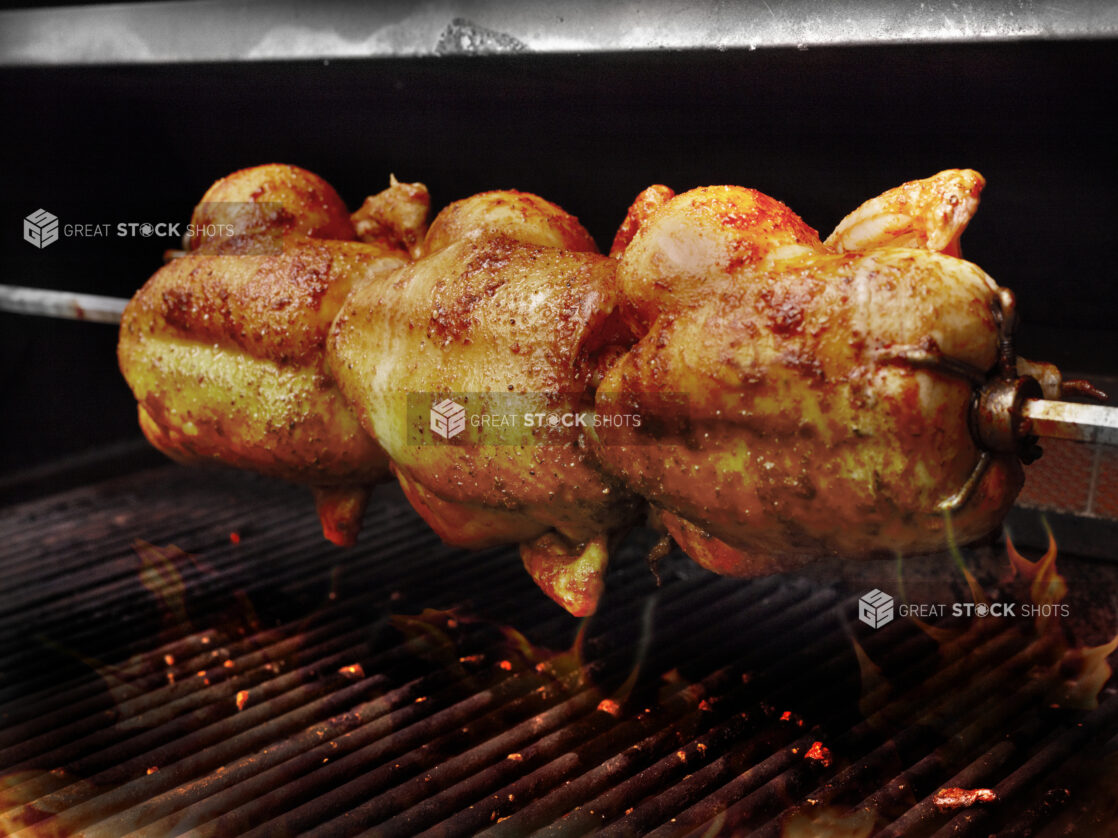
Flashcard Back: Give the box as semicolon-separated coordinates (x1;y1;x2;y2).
825;168;985;256
120;163;1048;611
329;191;638;615
593;172;1023;576
186;162;359;251
119;164;420;544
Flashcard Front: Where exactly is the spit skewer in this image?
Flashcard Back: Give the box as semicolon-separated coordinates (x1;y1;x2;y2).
2;283;1115;449
1019;398;1118;447
0;283;126;325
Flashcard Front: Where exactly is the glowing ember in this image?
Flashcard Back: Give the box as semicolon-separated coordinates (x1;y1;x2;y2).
337;664;365;680
163;654;175;666
804;741;833;767
597;698;622;717
146;766;159;775
235;690;249;711
932;787;997;810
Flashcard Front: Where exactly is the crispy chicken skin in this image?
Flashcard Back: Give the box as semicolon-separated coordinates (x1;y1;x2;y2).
121;163;1043;609
119;164;416;545
593;172;1023;575
421;189;601;256
609;184;676;258
328;191;638;615
187;163;358;251
613;185;823;331
825;168;985;257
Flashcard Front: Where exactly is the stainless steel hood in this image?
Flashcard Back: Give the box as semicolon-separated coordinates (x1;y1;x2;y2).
2;0;1117;66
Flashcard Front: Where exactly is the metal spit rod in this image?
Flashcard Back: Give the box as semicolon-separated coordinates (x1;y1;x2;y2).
1019;398;1118;447
0;283;126;325
3;282;1116;448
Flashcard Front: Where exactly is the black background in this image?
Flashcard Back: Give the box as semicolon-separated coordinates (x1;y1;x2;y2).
1;41;1115;474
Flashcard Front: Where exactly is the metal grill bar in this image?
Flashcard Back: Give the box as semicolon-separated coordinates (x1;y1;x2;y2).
245;581;806;836
1;461;1115;837
482;591;867;838
344;584;831;838
929;691;1118;837
587;622;998;837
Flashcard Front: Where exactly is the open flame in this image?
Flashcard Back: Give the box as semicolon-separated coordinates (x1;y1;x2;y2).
388;606;599;702
1002;530;1117;710
0;772;70;838
780;805;875;838
878;525;1118;712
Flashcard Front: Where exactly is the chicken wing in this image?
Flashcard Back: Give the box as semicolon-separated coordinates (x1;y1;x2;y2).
824;168;985;257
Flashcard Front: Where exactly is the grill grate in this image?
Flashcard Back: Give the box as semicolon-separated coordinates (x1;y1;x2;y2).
1;463;1116;836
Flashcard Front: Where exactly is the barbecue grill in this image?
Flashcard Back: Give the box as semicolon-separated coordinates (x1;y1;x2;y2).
2;4;1117;836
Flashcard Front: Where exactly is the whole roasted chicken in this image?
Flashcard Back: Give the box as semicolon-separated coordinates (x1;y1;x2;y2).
328;190;640;615
118;164;425;545
593;170;1026;576
118;164;1065;616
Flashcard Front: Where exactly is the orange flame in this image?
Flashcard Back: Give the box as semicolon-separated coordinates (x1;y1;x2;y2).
780;805;875;838
134;539;193;632
1005;531;1117;710
0;772;70;837
848;630;891;721
866;523;1118;728
1006;530;1067;630
915;527;1116;711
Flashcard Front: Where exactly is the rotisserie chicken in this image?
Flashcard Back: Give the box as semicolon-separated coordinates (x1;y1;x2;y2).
118;164;1068;615
118;164;425;545
592;170;1023;577
327;190;640;615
